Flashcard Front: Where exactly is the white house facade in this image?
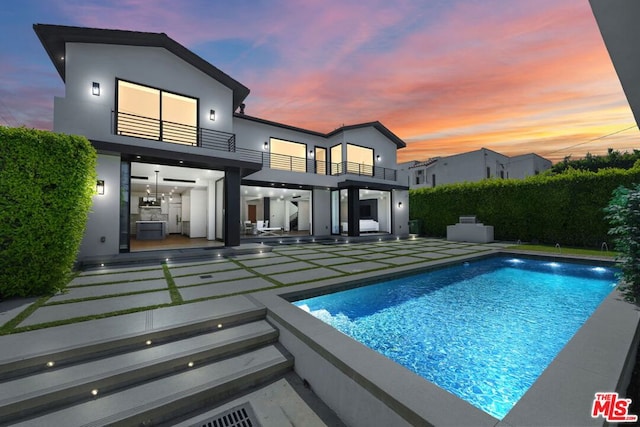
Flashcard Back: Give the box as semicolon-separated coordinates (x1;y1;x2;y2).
399;148;551;189
34;24;409;260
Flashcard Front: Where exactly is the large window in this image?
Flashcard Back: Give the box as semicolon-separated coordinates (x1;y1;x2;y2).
117;80;197;145
330;144;342;175
269;138;307;172
315;147;327;175
347;144;373;176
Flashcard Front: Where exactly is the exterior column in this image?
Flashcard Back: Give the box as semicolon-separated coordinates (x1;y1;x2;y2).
263;197;270;223
347;186;359;237
224;167;241;247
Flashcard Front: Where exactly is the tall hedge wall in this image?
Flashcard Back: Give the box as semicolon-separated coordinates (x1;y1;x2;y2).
409;166;640;248
0;126;96;298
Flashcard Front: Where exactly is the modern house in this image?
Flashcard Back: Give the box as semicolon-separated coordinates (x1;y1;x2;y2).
399;148;551;189
33;24;409;260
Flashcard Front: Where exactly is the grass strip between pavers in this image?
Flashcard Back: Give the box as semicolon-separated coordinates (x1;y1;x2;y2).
0;295;51;335
6;303;175;334
76;266;163;277
177;274;259;289
226;257;285;287
43;288;172;306
162;264;183;304
68;275;166;287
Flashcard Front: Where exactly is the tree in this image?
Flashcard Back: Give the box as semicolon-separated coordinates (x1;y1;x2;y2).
605;184;640;303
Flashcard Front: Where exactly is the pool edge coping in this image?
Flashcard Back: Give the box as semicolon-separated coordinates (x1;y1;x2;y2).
251;250;640;427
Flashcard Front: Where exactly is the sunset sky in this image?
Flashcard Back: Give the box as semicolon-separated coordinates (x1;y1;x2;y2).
1;0;638;163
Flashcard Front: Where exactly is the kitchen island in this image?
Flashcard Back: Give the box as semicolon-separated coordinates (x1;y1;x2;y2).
136;221;168;240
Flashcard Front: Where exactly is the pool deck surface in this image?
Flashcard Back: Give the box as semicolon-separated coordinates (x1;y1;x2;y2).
1;238;638;426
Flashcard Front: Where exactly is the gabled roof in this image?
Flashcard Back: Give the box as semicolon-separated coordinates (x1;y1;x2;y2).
234;114;406;149
327;122;406;149
33;24;250;110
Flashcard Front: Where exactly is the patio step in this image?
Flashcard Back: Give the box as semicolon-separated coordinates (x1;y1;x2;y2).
0;303;267;381
0;320;282;424
10;344;293;426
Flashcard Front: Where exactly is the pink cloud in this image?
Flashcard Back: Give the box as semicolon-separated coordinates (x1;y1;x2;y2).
33;0;636;164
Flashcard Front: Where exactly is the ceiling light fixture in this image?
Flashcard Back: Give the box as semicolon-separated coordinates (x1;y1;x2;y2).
154;170;159;204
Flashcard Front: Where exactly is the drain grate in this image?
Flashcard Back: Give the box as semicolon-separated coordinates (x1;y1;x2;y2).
199;274;213;279
191;403;261;427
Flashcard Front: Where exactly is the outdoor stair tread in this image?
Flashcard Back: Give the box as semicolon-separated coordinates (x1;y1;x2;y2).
0;295;265;376
11;345;293;427
0;320;277;417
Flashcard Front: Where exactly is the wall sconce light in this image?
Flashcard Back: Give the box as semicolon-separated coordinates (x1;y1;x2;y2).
92;82;100;96
96;180;105;195
309;150;314;158
263;141;269;150
209;109;216;121
376;155;381;162
397;201;403;208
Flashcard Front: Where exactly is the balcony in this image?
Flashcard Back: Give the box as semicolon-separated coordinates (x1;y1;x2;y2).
265;153;397;181
112;111;397;180
114;110;236;150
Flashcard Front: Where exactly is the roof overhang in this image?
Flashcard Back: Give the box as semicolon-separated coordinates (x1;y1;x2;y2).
33;24;250;110
337;179;408;191
589;0;640;128
92;140;262;178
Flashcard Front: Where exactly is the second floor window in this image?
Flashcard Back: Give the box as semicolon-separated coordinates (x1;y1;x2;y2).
269;138;306;172
346;144;373;176
116;80;197;145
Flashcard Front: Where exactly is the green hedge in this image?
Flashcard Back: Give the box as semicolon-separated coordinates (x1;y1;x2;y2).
409;166;640;248
0;126;96;297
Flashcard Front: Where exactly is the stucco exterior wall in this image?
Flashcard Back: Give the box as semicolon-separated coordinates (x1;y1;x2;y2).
55;43;234;142
78;153;121;259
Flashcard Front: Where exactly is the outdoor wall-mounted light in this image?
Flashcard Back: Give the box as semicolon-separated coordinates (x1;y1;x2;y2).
92;82;100;96
376;155;381;162
397;201;403;208
264;141;269;150
209;109;216;121
96;180;105;195
309;150;314;158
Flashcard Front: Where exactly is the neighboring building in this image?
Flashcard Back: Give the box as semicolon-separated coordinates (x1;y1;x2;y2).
34;24;409;261
399;148;551;189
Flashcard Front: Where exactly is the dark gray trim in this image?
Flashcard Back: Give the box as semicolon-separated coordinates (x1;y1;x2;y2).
347;187;359;237
263;197;270;224
33;24;250;110
337;179;408;191
91;140;261;177
234;114;406;149
224;168;241;247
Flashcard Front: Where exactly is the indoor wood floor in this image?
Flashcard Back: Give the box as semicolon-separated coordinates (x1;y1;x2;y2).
130;234;224;252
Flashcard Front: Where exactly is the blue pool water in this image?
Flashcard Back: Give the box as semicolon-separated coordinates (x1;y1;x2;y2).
293;256;617;419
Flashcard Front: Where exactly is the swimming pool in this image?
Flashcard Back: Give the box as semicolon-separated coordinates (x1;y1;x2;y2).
293;256;617;419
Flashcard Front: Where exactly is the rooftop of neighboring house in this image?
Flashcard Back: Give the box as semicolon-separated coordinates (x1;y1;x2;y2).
405;147;551;169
